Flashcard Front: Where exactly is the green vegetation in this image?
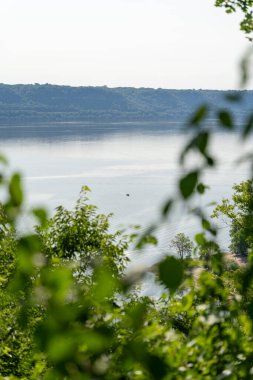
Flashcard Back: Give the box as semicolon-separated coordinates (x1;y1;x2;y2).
0;85;252;124
1;168;253;379
212;180;253;258
170;233;194;260
215;0;253;38
0;1;253;379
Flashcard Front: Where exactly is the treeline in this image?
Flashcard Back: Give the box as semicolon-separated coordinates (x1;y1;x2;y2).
0;84;252;124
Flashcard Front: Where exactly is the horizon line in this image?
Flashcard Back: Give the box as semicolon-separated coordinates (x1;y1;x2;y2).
0;83;252;92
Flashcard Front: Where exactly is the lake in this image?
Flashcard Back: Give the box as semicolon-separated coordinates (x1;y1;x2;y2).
0;122;251;293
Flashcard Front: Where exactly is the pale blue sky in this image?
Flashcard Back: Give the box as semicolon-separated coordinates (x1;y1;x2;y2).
0;0;251;89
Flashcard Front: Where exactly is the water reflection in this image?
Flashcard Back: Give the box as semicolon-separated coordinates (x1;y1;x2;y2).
0;121;186;142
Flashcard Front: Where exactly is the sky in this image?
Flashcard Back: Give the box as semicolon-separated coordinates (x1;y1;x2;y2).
0;0;252;89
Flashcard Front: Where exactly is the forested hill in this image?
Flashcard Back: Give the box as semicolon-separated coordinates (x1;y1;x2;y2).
0;84;252;124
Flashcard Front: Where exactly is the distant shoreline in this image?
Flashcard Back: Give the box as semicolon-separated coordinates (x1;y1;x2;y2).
0;84;251;125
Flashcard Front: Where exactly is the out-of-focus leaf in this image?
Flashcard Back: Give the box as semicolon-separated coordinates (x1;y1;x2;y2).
33;208;48;228
40;267;73;304
243;114;253;138
135;225;157;249
161;199;173;218
17;235;42;272
211;253;223;274
158;256;184;292
240;47;252;87
179;171;198;199
196;131;209;154
225;92;241;102
190;105;208;126
202;218;217;236
197;183;209;194
182;291;194;311
195;233;206;246
0;154;8;165
202;218;211;230
235;152;253;165
8;173;23;207
206;155;215;167
136;234;157;249
147;354;168;380
127;302;147;330
218;110;234;129
93;267;118;301
82;185;91;192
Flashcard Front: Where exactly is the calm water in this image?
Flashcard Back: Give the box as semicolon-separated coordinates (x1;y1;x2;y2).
0;122;252;293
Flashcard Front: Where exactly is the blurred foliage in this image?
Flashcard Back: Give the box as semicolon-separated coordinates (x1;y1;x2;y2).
0;1;253;379
1;176;253;379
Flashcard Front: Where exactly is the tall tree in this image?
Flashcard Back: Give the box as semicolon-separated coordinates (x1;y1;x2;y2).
170;233;193;260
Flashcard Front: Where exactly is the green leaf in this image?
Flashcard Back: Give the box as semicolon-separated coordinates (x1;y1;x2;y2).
158;256;184;292
218;110;234;129
147;354;168;380
82;185;91;192
205;155;215;167
243;114;253;139
127;302;147;330
202;218;217;236
195;233;206;246
196;131;209;154
179;171;199;199
136;234;158;249
135;225;157;249
202;219;211;230
161;199;173;217
8;173;23;207
197;183;209;194
93;267;118;301
0;154;8;165
190;105;208;126
33;208;48;228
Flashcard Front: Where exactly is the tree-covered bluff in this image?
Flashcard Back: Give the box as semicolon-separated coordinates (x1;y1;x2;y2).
0;84;252;124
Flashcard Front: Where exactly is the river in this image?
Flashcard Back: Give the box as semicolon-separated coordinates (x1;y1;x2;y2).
0;122;251;293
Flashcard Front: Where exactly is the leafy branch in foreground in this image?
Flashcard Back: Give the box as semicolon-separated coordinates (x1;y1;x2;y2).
0;157;253;379
215;0;253;38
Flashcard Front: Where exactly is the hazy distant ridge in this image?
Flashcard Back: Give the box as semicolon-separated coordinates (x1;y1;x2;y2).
0;84;252;123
